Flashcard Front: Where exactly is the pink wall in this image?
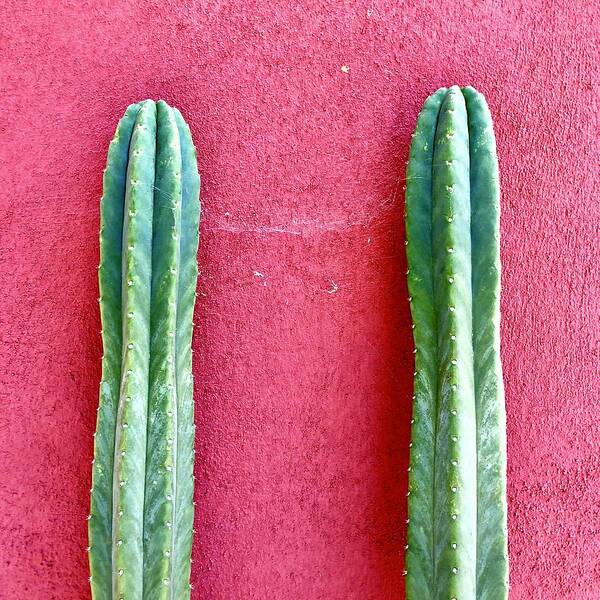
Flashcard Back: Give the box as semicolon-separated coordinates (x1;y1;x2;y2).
1;1;598;598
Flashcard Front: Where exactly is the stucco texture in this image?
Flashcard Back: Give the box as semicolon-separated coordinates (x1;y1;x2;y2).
0;1;598;599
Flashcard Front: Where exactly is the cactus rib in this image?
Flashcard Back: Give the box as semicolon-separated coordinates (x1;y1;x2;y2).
463;87;508;600
171;108;201;600
89;102;141;600
405;86;508;600
113;99;157;599
143;100;183;598
89;99;200;600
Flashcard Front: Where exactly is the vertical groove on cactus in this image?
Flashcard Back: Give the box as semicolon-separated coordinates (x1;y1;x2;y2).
405;86;508;600
89;99;200;600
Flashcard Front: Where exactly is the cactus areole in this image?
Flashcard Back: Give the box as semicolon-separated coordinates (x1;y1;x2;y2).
404;86;508;600
88;100;201;599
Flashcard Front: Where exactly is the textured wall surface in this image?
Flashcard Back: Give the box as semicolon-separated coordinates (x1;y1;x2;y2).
0;1;598;599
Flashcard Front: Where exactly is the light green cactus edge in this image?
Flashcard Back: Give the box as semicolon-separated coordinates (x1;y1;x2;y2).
88;99;201;600
404;86;508;600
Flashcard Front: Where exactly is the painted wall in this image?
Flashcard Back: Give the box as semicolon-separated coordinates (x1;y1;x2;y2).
0;1;598;598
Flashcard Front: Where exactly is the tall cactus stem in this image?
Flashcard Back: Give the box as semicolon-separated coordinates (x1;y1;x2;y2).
89;99;200;600
405;86;508;600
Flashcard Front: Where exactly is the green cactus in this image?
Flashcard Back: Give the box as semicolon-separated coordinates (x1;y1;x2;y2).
88;99;201;599
404;86;508;600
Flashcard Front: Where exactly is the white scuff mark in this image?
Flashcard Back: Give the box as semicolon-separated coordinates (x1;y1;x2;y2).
204;207;398;237
253;271;268;286
208;222;331;236
257;226;302;236
327;280;338;294
341;65;350;74
212;224;303;236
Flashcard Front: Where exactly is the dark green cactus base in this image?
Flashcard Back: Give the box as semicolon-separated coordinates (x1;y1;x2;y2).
404;86;508;600
88;100;200;600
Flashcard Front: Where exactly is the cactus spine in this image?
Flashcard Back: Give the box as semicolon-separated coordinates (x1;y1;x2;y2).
405;86;508;600
89;100;200;599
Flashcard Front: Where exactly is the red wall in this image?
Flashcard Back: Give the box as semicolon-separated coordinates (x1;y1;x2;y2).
1;1;598;598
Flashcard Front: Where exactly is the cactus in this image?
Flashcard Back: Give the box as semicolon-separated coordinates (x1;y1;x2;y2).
404;86;508;600
88;99;201;599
